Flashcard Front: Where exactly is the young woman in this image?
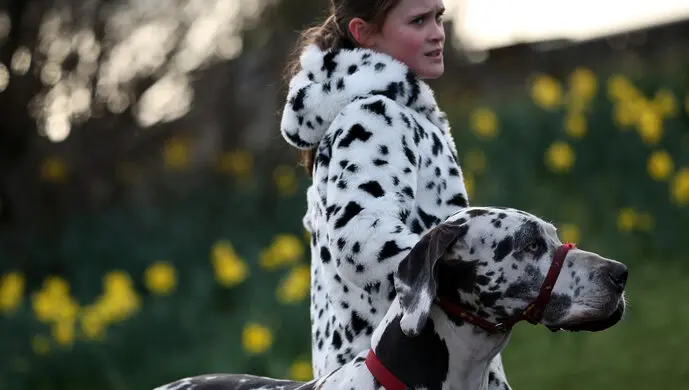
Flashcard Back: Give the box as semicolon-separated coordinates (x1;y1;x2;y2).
280;0;511;388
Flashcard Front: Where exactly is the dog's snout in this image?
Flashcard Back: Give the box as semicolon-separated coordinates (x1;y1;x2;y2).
607;263;628;291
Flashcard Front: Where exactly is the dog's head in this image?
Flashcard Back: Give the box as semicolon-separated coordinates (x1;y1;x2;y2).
394;207;627;336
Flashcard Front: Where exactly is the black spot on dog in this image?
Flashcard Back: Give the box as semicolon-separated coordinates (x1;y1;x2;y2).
479;291;501;308
476;275;490;286
375;315;449;390
438;260;478;296
494;236;513;262
159;374;312;390
467;209;489;218
542;294;573;323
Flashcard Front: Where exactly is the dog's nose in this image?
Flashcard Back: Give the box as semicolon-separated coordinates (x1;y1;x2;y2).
607;263;628;291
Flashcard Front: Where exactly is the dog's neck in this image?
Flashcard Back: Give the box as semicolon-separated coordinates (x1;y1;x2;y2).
370;300;511;390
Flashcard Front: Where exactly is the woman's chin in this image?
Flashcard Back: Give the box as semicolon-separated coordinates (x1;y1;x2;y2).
416;63;444;80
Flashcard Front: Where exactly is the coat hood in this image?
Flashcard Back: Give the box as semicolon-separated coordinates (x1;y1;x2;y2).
280;44;455;153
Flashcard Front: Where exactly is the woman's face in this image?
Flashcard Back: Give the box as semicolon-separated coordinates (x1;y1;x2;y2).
371;0;446;79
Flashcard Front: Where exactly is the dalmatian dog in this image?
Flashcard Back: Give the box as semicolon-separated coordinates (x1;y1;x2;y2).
154;206;628;390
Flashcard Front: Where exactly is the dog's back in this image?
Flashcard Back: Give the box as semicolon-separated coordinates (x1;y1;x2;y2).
155;374;317;390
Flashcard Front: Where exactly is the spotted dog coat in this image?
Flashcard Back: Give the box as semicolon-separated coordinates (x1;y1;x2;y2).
155;207;627;390
279;43;476;377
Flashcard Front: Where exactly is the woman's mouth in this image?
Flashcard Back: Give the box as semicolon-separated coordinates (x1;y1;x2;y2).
425;49;442;59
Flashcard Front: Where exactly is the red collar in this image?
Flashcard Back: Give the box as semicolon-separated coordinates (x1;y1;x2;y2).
365;349;406;390
437;242;575;332
366;242;576;389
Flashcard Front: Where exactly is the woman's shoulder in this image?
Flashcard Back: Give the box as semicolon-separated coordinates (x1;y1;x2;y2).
325;94;419;139
281;44;444;151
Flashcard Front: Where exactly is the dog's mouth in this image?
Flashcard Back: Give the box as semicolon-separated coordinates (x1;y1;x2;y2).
548;299;625;332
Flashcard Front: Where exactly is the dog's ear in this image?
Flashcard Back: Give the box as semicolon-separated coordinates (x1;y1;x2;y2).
395;221;468;337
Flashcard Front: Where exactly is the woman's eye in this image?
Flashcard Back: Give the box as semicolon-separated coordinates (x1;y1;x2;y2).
411;17;424;25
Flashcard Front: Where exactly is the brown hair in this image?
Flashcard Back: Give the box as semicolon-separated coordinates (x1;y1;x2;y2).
283;0;400;176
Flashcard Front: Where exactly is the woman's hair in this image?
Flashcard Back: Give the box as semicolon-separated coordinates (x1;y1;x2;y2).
283;0;400;176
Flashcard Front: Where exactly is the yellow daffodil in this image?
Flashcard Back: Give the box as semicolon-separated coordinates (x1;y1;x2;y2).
144;261;177;295
670;167;689;205
274;165;299;196
163;136;190;170
0;271;24;314
565;114;587;139
647;150;674;181
545;142;575;173
211;240;249;287
277;265;310;304
531;74;562;109
617;208;637;232
41;156;68;182
559;224;580;244
260;234;304;270
242;322;273;355
289;359;313;381
569;67;597;100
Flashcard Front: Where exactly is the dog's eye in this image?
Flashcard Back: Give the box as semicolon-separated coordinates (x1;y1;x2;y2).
526;241;543;253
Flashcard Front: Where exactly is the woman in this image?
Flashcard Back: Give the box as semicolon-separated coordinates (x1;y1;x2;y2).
280;0;511;388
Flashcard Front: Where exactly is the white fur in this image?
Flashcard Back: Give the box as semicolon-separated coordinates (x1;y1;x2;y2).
280;44;473;378
154;208;626;390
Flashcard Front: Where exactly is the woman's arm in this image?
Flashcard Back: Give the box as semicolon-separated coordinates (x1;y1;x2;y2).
317;96;422;292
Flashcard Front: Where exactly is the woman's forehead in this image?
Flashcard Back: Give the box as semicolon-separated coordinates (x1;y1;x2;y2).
388;0;445;17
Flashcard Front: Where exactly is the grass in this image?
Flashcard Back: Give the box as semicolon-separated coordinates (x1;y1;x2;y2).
503;259;689;389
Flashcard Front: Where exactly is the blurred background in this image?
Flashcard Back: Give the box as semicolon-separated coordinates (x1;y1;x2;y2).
0;0;688;389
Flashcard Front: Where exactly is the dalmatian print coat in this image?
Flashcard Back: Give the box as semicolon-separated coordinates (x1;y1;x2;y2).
280;44;470;377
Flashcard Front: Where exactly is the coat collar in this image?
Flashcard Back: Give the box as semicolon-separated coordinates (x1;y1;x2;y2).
280;44;456;158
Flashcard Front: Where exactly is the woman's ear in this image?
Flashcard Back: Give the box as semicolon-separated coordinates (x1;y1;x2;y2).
348;17;376;47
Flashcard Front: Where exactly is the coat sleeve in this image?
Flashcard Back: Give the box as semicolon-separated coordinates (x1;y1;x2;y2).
315;96;422;292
